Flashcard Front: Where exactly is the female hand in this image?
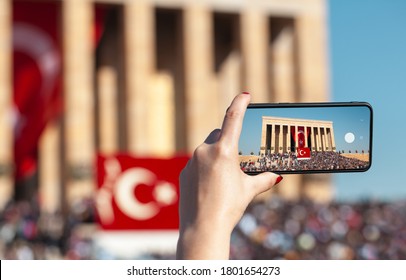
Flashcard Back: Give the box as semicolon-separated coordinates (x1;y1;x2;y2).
176;92;283;259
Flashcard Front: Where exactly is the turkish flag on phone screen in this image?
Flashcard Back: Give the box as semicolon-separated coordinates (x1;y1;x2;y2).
297;147;311;160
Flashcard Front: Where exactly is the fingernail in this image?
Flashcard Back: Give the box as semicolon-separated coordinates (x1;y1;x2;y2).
275;175;283;185
242;91;250;95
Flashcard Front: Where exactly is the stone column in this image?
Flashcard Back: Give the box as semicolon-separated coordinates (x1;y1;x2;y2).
310;126;315;151
330;125;336;151
271;124;275;153
0;0;13;210
183;4;216;151
326;128;332;151
283;124;286;152
296;0;329;102
261;120;267;154
63;0;95;202
148;73;175;157
39;122;61;213
317;126;322;151
124;1;155;154
287;125;291;152
98;66;118;155
278;125;283;153
320;127;324;151
217;48;241;125
272;26;295;102
241;9;269;102
322;127;327;151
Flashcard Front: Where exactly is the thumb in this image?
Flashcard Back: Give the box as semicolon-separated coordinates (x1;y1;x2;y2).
249;172;283;197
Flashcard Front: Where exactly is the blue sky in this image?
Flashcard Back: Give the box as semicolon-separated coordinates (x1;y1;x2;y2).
239;106;371;155
329;0;406;201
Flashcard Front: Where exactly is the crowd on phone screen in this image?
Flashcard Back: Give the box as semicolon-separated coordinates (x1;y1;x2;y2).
1;195;405;260
240;151;369;172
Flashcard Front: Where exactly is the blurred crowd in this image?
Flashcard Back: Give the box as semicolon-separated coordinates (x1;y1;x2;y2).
240;151;369;172
0;199;95;260
1;195;405;259
232;196;406;259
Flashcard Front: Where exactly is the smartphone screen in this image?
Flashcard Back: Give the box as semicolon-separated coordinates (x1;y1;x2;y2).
239;102;373;174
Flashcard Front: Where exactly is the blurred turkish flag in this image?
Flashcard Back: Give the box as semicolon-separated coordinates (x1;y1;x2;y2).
13;1;108;180
96;155;189;230
13;1;62;179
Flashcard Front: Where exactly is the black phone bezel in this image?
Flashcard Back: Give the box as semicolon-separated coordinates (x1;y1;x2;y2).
241;102;373;175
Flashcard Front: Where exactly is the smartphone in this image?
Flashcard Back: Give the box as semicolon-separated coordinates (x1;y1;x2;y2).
239;102;373;174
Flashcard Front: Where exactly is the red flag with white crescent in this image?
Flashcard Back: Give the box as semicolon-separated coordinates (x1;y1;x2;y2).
96;154;189;230
297;126;305;148
13;1;109;180
13;1;62;179
296;126;311;159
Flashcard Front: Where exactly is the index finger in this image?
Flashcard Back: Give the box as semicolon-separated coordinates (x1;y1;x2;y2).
219;92;251;146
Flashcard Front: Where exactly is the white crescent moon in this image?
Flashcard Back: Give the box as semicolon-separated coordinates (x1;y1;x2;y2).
114;168;159;221
299;149;305;156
